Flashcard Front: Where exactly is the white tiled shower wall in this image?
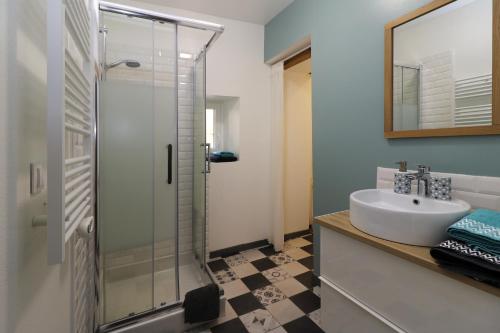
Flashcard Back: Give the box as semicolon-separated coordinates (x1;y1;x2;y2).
420;50;455;129
178;57;196;258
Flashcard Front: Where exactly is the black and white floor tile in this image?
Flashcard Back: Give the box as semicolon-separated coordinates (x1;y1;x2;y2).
262;267;291;283
268;253;294;266
224;254;249;267
212;268;238;285
252;284;287;306
205;233;324;333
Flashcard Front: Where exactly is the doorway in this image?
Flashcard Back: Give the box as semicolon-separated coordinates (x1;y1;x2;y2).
283;49;313;237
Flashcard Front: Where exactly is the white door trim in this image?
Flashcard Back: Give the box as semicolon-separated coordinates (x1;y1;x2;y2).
265;36;311;65
270;62;285;251
268;37;311;251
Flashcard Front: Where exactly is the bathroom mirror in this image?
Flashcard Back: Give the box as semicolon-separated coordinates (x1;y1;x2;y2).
384;0;500;138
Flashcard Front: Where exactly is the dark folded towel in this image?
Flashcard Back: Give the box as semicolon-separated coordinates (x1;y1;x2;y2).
430;239;500;287
212;151;234;157
213;151;234;157
210;155;238;163
183;284;220;323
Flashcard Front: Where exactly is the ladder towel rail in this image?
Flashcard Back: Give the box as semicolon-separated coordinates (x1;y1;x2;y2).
46;0;94;264
454;74;492;127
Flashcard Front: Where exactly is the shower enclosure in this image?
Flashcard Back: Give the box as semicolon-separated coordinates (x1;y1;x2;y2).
393;64;420;131
96;2;222;330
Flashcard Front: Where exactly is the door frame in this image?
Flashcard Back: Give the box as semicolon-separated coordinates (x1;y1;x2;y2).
267;37;311;251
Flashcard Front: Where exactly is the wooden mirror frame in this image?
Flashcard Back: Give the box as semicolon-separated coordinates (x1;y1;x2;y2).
384;0;500;138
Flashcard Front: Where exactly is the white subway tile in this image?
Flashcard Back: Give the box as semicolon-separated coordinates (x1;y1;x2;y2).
476;176;500;196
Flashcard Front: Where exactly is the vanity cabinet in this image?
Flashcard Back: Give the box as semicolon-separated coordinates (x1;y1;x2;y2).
320;277;396;333
319;224;500;333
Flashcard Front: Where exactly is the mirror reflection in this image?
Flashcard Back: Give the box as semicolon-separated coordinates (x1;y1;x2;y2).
393;0;492;131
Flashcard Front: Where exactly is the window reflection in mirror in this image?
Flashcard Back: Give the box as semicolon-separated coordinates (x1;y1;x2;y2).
392;0;492;131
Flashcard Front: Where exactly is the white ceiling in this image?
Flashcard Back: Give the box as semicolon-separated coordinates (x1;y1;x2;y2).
134;0;295;24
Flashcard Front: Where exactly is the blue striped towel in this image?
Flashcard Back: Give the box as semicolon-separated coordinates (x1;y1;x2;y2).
447;209;500;255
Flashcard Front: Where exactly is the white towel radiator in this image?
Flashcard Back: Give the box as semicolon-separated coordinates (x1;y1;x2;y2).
454;74;492;127
46;0;95;265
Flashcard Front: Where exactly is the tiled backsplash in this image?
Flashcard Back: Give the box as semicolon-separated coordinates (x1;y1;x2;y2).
377;167;500;210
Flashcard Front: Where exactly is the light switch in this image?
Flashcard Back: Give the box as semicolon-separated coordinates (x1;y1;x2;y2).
30;163;45;195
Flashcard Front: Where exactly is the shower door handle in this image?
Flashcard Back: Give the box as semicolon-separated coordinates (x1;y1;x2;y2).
167;144;173;184
206;143;211;174
201;143;211;174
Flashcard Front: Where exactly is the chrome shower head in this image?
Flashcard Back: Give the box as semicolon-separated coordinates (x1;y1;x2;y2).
105;59;141;70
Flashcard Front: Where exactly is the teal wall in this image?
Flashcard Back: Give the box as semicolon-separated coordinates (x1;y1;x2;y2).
265;0;500;274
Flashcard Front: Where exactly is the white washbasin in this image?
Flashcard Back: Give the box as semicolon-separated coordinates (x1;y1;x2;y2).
350;189;471;246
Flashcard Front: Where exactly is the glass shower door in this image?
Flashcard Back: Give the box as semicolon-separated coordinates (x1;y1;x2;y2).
393;65;420;130
98;11;177;324
193;49;207;268
152;19;179;310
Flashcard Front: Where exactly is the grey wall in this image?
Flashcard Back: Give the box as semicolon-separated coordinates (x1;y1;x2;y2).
265;0;500;274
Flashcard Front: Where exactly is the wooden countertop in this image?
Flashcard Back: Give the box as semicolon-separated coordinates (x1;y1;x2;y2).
314;210;500;298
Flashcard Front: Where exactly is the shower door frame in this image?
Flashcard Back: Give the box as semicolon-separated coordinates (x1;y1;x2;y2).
99;1;224;47
393;64;421;131
95;2;224;331
193;47;208;269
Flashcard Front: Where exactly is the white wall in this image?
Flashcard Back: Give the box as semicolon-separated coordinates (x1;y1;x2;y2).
0;1;73;332
394;0;492;80
0;1;100;332
116;0;273;252
206;16;271;252
284;66;312;234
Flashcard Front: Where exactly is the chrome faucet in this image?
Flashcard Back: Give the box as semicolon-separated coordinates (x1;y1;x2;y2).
407;165;432;197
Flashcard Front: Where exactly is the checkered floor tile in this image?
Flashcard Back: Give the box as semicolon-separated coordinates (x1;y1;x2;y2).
204;233;323;333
